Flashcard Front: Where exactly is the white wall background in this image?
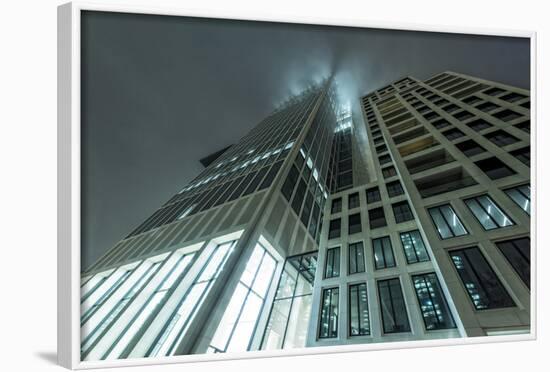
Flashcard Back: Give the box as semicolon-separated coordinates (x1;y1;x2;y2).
0;0;547;371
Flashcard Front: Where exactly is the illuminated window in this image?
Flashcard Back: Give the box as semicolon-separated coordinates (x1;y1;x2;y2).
399;230;430;264
428;204;468;239
261;252;317;350
449;247;515;310
324;247;340;278
464;195;514;230
208;243;277;353
505;184;530;215
147;241;236;357
319;287;339;338
412;273;455;330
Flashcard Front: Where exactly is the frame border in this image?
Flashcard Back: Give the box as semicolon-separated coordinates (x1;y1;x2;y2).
57;1;537;369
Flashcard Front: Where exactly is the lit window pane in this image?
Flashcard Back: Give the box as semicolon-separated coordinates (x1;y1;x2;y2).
412;273;455;330
428;204;468;239
505;185;530;215
465;195;514;230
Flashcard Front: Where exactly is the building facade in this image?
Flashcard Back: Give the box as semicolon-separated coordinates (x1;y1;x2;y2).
80;71;531;361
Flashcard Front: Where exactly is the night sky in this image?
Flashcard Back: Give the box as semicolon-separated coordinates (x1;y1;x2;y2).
81;11;530;270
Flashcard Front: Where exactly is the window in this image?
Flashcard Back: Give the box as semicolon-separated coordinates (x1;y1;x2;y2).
432;118;451;129
261;252;317;350
392;201;414;223
105;253;196;360
319;287;339;338
467;118;493;131
500;92;528;103
147;241;236;357
348;213;362;235
328;219;341;240
484;130;520;146
442;128;465;141
377;278;411;333
483;87;506;96
400;230;430;264
428;204;468;239
281;165;299;201
452;110;474;121
455;139;486;157
324;247;340;278
379;154;392;165
372;236;396;269
349;283;370;336
493;109;522;122
465;195;514;230
515;120;530;133
449;247;515;310
412;273;456;330
475;157;516;180
366;187;381;203
208;243;277;353
369;207;387;229
510;146;530;166
348;192;360;209
475;101;500;113
382;166;397;179
386;180;404;197
496;238;530;289
331;198;342;214
348;242;365;275
505;184;530;215
81;261;163;357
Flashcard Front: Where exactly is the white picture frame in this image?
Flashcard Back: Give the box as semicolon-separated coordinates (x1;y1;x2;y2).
58;1;536;369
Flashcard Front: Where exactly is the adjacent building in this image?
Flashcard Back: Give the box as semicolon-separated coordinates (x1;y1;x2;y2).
80;71;531;361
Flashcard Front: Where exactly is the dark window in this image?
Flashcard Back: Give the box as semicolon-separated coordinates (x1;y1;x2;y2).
319;287;339;338
455;139;486;157
463;95;482;105
452;110;474;121
483;87;506;96
324;247;340;278
349;283;370;336
475;157;516;180
366;187;381;203
376;144;388;154
400;230;430;264
348;213;362;235
475;101;500;112
442;103;460;113
428;204;468;239
386;180;404;197
496;238;530;289
281;165;299;201
331;198;342;214
328;218;341;240
291;178;307;214
484;130;520;146
392;201;414;223
500;92;528;103
372;236;396;269
379;154;392;165
493;109;522;122
449;247;515;310
348;193;360;209
515;120;530;133
412;273;456;330
382;166;397;179
377;278;411;333
510;146;530;166
348;242;365;275
259;160;283;189
442;128;465;141
467;118;493;132
464;195;514;230
432;118;451;129
369;207;387;229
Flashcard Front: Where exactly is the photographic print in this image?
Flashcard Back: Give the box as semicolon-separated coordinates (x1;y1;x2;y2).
71;6;532;365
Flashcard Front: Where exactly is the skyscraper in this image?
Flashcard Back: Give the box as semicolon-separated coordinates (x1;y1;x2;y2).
80;71;530;361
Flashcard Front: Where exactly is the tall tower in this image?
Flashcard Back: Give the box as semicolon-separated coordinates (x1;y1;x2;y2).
80;79;339;360
80;71;531;361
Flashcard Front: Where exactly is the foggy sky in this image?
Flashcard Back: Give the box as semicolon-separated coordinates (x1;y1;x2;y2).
81;11;530;270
